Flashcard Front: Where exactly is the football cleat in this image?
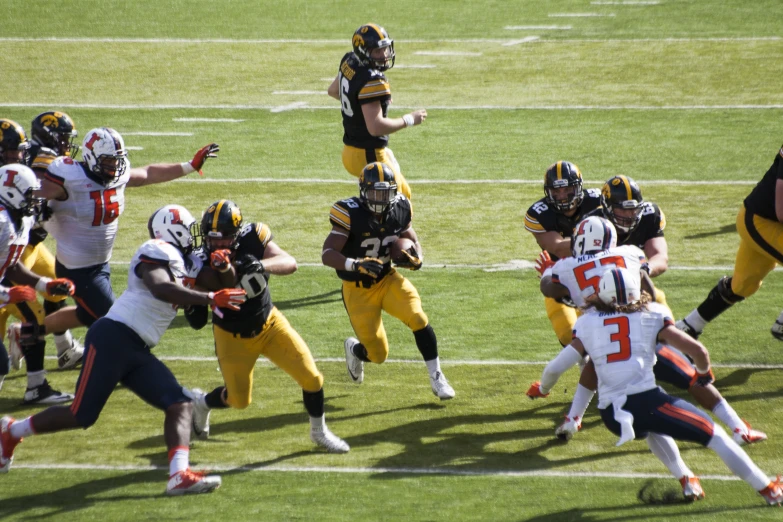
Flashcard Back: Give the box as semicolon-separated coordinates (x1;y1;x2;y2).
183;387;211;440
57;338;85;370
526;381;550;399
430;371;455;400
679;475;705;501
310;426;350;453
733;420;768;446
771;321;783;341
555;415;582;441
23;380;74;405
7;323;24;371
165;469;221;496
675;319;701;340
344;337;364;384
0;416;22;474
759;475;783;505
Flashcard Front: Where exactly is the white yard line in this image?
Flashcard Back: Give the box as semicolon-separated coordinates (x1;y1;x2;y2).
505;26;572;30
170;178;758;185
3;36;776;43
11;462;744;481
394;64;437;69
172;117;245;122
413;51;483;56
502;37;541;47
272;90;325;95
120;131;193;136
270;101;309;113
548;13;616;17
592;1;660;4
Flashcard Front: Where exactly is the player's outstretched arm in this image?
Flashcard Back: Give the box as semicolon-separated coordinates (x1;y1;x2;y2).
127;143;219;187
658;325;713;384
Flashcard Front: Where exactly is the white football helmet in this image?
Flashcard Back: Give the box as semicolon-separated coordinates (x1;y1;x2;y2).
148;204;198;253
0;164;42;216
81;127;128;184
571;215;618;257
598;267;641;307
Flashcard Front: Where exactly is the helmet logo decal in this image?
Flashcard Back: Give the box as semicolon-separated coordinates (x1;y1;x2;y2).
169;208;183;225
231;207;241;227
85;132;101;152
353;34;365;49
2;170;18;187
41;114;59;128
0;121;10;130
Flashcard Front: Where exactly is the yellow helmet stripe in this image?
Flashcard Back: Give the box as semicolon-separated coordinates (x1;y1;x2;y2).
367;23;385;40
556;161;563;181
212;200;226;231
619;175;632;200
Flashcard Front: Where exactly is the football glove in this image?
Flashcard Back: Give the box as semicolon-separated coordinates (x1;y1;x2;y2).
534;251;554;277
526;381;550;399
209;288;247;311
235;253;266;275
44;278;76;297
691;368;715;387
394;247;423;270
353;257;384;279
1;286;37;304
210;249;233;273
190;143;220;175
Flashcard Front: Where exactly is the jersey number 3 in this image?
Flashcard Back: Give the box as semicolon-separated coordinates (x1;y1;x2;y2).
604;316;631;363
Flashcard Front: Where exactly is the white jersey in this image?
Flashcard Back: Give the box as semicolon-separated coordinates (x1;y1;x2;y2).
574;302;673;408
105;240;202;347
43;157;130;269
550;245;646;307
0;207;33;280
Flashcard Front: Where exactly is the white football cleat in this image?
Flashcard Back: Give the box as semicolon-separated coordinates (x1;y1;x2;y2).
733;420;767;446
555;415;582;441
760;476;783;505
344;337;364;384
0;416;22;474
430;371;455;400
680;475;705;501
771;321;783;341
57;338;85;370
6;323;24;371
310;426;350;453
183;387;211;440
166;469;221;496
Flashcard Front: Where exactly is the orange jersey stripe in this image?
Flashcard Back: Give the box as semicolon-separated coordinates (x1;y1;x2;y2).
659;403;714;436
74;295;100;319
70;345;97;414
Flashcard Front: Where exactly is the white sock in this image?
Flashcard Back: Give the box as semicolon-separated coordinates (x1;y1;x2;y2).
425;358;441;376
777;311;783;324
568;384;595;420
27;370;46;388
310;415;326;431
9;417;35;439
646;433;692;479
712;399;745;434
707;425;770;491
168;446;189;476
54;331;73;354
684;310;707;332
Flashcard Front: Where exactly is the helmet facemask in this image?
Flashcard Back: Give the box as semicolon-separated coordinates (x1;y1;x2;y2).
353;25;395;71
601;176;644;235
361;181;397;216
82;128;128;185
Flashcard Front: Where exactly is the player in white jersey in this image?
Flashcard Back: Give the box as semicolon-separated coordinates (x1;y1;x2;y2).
528;216;766;446
0;164;76;403
0;205;247;495
558;268;781;505
33;127;219;338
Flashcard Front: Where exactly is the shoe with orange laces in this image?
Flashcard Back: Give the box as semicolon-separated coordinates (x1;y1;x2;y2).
0;416;23;473
679;475;705;501
525;381;549;399
733;420;768;446
165;468;221;496
759;476;783;506
555;415;582;441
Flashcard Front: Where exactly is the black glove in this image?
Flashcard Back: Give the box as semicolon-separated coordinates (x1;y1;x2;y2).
556;295;577;308
184;304;209;330
353;257;384;279
234;253;265;276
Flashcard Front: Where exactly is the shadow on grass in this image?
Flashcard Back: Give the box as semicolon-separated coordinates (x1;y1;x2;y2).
684;224;736;240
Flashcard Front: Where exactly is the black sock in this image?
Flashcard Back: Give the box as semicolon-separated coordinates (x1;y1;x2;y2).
352;343;371;362
205;386;229;409
0;341;8;375
303;388;325;418
696;284;735;322
413;324;438;361
23;340;46;373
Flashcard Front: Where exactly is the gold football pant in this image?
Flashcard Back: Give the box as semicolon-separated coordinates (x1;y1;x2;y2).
341;269;428;363
341;145;412;200
546;288;671;346
213;307;323;410
730;206;783;297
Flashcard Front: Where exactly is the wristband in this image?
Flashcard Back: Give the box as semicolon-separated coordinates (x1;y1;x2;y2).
344;258;356;271
402;114;415;127
181;162;196;174
35;277;52;293
207;291;215;303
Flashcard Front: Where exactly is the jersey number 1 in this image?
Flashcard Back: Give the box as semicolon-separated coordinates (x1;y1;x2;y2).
90;189;120;226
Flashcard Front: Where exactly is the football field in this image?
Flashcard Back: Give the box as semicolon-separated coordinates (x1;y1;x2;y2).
2;1;783;520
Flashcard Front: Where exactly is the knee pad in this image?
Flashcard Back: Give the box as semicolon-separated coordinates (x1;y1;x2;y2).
301;373;324;394
716;276;746;304
405;311;429;333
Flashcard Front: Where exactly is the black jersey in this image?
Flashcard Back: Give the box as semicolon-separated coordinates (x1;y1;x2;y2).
24;144;57;246
586;202;666;249
329;195;411;286
523;188;602;260
336;52;392;150
197;222;275;336
743;146;783;221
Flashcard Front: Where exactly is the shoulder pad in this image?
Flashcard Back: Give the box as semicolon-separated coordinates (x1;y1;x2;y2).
240;222;272;247
137;240;182;265
329;200;354;230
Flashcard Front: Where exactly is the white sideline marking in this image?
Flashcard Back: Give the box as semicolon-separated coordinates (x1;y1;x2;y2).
125;146;144;151
505;26;572;30
120;131;193;136
171;177;757;185
502;37;541;47
270;101;309;113
592;1;659;4
4;36;776;43
549;13;616;17
172;117;245;122
413;51;483;56
43;354;783;369
12;463;743;481
395;64;437;69
272;90;325;95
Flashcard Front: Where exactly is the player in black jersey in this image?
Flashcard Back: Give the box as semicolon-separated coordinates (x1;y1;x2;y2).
524;161;602;346
183;200;349;453
327;23;426;200
321;162;455;400
679;144;783;341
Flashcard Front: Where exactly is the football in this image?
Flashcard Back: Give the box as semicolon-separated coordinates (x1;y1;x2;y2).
390;237;415;263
